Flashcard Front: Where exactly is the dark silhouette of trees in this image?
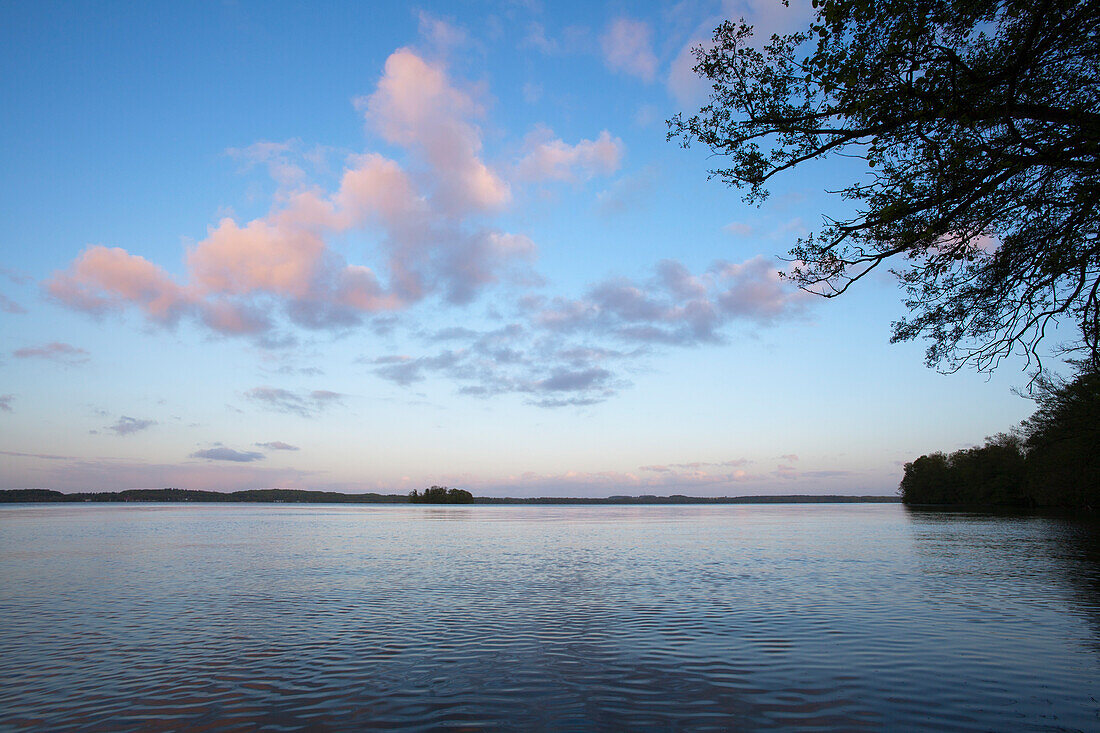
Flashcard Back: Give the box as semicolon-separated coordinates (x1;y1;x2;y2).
899;434;1027;506
900;369;1099;507
0;489;66;502
408;486;474;504
1021;370;1100;507
899;453;955;504
669;0;1100;373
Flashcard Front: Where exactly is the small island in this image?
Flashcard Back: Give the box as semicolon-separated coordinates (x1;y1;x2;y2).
408;486;474;504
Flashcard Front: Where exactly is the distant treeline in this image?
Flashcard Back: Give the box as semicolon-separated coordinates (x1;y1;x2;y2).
901;370;1099;509
471;495;899;505
0;488;898;505
0;488;409;503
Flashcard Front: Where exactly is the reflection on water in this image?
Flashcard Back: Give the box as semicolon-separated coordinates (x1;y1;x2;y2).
1;503;1098;730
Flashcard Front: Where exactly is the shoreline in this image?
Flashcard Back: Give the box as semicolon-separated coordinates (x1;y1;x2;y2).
0;488;899;505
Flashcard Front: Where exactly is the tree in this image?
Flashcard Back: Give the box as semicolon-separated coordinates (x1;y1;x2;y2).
899;451;954;504
898;368;1098;508
898;436;1027;506
1021;368;1100;506
669;0;1100;374
409;486;475;504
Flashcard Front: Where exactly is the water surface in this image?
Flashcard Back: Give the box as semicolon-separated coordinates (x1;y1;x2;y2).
2;503;1098;730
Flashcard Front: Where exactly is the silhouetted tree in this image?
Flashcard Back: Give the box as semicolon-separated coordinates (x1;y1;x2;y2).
899;452;954;504
1022;370;1100;507
0;489;65;503
670;0;1100;373
899;438;1027;506
901;369;1099;507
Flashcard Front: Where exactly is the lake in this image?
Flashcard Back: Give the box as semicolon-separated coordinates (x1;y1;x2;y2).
1;503;1098;731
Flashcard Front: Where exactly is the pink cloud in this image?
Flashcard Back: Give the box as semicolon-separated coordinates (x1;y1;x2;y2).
255;441;299;451
48;49;534;338
198;299;272;336
667;37;712;107
602;17;658;82
46;246;190;324
517;127;624;183
188;216;327;299
361;48;510;215
417;10;467;51
712;256;805;323
13;342;90;364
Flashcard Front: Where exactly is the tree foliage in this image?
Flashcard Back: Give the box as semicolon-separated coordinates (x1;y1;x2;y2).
898;434;1028;505
409;486;475;504
669;0;1100;373
900;368;1100;507
1020;369;1100;505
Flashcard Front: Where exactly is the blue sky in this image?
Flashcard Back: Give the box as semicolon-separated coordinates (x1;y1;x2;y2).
0;0;1044;496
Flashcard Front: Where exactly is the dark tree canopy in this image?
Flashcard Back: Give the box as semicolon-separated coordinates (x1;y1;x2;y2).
898;434;1028;506
1019;369;1100;505
669;0;1100;373
899;368;1100;507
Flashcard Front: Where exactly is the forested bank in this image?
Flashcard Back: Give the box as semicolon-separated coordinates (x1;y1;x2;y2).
900;371;1099;509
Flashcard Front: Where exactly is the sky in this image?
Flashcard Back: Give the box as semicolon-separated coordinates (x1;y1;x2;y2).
0;0;1049;496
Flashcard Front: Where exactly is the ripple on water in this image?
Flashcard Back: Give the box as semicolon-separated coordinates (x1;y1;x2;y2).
1;503;1099;731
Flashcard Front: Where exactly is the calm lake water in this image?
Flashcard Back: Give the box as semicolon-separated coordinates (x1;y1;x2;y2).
1;503;1099;731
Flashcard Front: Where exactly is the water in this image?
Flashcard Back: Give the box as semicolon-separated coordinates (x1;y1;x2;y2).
1;503;1098;731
